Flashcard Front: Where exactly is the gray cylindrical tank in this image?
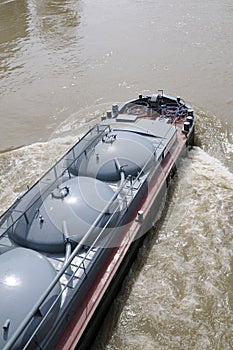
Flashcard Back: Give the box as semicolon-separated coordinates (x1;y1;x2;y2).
69;130;155;181
0;247;61;350
11;177;119;252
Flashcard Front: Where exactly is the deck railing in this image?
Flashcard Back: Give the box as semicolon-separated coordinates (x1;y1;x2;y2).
1;122;178;350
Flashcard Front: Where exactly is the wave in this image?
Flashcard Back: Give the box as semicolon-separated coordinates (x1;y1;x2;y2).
0;136;76;214
92;147;233;349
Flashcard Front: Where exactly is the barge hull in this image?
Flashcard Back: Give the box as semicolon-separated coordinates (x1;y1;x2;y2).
55;130;193;350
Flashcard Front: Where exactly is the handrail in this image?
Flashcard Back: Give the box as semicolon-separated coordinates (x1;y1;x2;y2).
17;173;147;350
2;163;130;350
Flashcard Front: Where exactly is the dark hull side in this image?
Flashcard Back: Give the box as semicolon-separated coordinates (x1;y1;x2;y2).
77;230;146;350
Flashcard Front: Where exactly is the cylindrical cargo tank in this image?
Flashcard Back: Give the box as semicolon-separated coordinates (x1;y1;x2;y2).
11;177;119;252
0;247;61;350
69;130;155;181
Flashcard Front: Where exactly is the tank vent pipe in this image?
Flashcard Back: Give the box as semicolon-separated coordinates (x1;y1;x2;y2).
112;104;119;117
62;220;72;265
136;210;144;222
3;319;10;331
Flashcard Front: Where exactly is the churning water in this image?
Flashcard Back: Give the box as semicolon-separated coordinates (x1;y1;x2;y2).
92;147;233;349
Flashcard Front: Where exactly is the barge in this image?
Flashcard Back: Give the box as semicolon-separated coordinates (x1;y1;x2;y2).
0;91;195;350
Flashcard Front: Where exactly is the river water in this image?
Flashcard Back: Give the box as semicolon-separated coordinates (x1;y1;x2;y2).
0;0;233;349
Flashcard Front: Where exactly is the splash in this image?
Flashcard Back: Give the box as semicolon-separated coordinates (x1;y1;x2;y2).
195;108;233;170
